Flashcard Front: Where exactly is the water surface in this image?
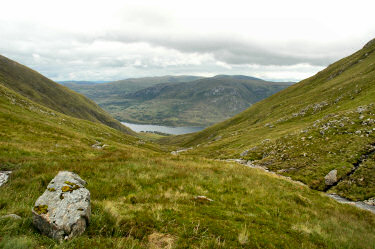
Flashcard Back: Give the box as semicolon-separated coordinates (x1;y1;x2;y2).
121;122;205;135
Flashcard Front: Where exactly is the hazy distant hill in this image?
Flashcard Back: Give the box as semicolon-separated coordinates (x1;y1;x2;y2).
112;75;293;126
59;80;109;86
0;55;133;134
64;76;203;104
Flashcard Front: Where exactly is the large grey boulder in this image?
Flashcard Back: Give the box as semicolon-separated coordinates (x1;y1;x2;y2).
324;169;338;186
0;171;11;187
32;171;91;241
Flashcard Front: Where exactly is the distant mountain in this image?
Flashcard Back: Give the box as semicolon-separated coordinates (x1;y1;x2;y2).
64;75;203;106
59;81;109;86
162;38;375;201
0;55;134;134
110;75;293;126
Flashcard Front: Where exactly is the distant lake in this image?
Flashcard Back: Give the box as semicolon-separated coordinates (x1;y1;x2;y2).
121;122;205;135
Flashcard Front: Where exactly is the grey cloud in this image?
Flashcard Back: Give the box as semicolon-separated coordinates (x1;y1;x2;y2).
98;31;342;67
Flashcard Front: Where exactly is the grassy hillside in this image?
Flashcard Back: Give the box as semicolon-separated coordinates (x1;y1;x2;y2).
0;55;133;135
1;75;375;248
96;75;292;126
161;39;375;201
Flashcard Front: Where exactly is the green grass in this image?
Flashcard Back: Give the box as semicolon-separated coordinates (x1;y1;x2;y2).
1;75;375;248
160;38;375;201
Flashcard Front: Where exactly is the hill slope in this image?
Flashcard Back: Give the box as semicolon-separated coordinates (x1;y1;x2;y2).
1;75;375;248
0;55;133;134
161;38;375;201
96;75;292;126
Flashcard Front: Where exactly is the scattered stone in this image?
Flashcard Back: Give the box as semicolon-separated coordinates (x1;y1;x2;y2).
213;135;222;141
356;106;367;113
364;197;375;206
240;150;249;157
91;141;107;149
324;169;338;186
171;147;193;155
225;158;247;164
194;196;213;203
32;171;91;242
261;139;271;144
137;140;146;145
277;168;296;173
1;214;21;220
0;171;11;187
264;123;275;128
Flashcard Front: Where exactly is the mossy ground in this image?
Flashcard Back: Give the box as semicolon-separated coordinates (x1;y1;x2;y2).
1;80;375;248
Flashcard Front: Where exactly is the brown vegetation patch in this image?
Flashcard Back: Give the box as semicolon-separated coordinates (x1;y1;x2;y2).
148;232;176;249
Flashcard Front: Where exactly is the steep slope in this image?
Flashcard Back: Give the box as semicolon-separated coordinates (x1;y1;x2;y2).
0;55;133;134
1;77;375;248
162;38;375;201
111;75;293;126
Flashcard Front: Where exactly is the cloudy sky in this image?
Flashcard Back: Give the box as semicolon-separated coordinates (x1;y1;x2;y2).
1;0;374;82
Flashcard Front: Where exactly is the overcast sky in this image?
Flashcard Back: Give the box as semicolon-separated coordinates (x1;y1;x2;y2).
1;0;374;82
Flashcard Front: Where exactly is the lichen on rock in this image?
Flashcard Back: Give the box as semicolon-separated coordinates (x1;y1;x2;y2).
34;205;48;215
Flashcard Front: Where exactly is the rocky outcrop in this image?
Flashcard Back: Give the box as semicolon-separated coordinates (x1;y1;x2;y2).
32;171;91;241
324;169;338;186
0;171;11;187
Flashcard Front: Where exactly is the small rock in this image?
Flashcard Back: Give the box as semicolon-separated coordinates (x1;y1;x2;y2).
32;171;91;241
356;106;367;113
324;169;338;186
277;167;296;173
171;147;193;155
194;196;213;203
364;197;375;206
0;171;12;187
240;150;249;157
1;214;21;220
213;135;222;141
91;141;107;149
